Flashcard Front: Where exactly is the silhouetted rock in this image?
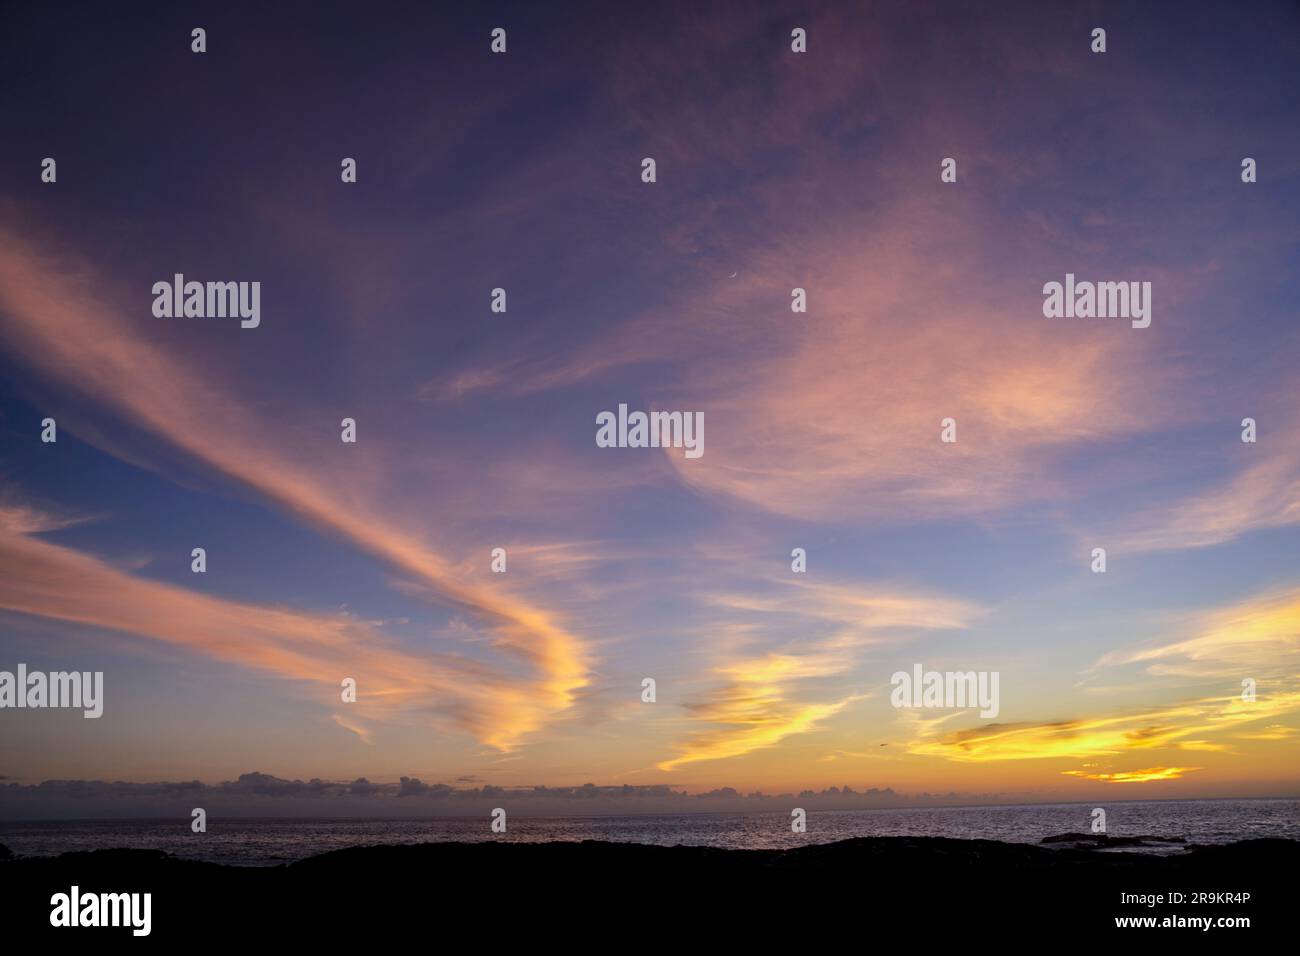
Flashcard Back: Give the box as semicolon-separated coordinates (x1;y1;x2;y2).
0;836;1290;942
1041;832;1188;849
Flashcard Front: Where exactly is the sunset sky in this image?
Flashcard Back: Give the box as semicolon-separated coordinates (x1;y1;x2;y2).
2;1;1299;814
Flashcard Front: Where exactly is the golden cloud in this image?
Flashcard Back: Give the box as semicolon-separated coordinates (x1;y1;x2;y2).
1062;766;1201;783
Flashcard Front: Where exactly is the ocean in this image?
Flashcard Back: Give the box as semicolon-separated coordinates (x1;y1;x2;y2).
2;798;1296;867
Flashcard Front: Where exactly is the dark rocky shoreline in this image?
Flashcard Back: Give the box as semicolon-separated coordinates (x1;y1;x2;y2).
1;834;1292;942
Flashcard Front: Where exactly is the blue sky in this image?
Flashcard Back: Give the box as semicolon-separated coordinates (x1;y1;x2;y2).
1;0;1299;813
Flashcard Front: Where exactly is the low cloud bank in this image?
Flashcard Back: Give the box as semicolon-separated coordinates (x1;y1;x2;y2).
0;771;996;819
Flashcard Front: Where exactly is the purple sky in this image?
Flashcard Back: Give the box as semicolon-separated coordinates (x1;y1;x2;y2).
1;0;1299;817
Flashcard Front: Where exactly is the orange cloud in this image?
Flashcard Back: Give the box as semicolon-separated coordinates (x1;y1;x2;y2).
657;660;863;773
654;215;1178;522
0;509;545;744
422;195;1179;525
894;588;1300;775
900;691;1300;763
658;578;981;770
1062;766;1201;783
0;225;590;749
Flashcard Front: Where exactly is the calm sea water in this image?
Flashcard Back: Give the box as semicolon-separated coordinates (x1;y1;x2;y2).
2;799;1295;867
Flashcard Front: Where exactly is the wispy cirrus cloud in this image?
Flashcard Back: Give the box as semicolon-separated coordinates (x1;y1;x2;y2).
657;653;865;772
0;223;590;750
0;506;542;744
900;691;1300;764
901;587;1300;769
658;578;982;770
1094;586;1300;680
1102;433;1300;553
4;0;1299;798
